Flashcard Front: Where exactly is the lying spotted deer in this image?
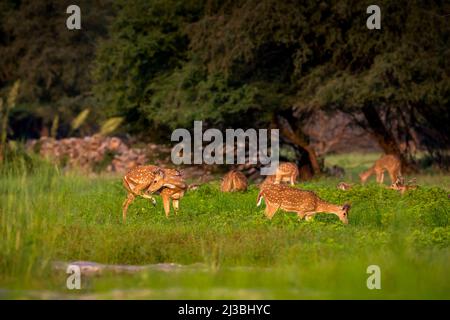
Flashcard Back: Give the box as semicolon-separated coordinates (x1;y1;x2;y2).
359;154;402;185
337;182;353;191
122;166;186;222
388;177;418;195
257;184;350;224
221;170;248;192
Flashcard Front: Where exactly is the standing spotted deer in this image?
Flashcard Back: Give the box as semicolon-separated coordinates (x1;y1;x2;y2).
122;166;186;222
146;168;187;217
274;162;299;185
221;170;248;192
359;154;402;185
257;184;350;224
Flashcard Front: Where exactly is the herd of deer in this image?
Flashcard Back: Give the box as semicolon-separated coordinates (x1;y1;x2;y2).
122;154;417;224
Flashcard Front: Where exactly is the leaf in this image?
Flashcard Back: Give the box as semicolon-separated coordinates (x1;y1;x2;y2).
7;80;21;109
71;108;90;131
98;117;124;136
50;115;59;138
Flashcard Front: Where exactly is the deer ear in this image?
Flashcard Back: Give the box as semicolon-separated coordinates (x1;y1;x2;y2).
154;168;165;178
342;203;351;212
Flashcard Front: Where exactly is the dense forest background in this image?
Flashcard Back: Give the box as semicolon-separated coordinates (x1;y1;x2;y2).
0;0;449;174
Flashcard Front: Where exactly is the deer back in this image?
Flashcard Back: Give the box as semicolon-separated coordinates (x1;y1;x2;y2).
221;170;248;192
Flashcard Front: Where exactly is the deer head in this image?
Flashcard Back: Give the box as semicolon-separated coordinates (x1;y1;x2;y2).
359;170;372;184
339;203;351;224
147;168;186;193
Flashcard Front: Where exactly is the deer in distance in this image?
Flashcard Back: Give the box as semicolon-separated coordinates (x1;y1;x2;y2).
259;175;276;189
388;177;418;195
221;170;248;192
337;182;353;191
273;162;299;185
359;154;402;185
257;183;350;224
258;162;299;189
122;165;186;222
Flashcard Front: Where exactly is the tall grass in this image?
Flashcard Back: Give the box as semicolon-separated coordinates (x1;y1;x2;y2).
0;153;449;299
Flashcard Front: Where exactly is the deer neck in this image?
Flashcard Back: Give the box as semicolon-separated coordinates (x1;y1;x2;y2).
316;200;342;216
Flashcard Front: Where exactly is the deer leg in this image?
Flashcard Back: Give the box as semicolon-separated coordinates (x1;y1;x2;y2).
297;212;306;220
122;193;135;223
290;175;295;186
388;170;396;185
375;171;383;184
142;193;157;206
132;182;156;205
304;212;317;221
274;174;282;184
161;193;171;218
265;204;279;219
172;199;179;214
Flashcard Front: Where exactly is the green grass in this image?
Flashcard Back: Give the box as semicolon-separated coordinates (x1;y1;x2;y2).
0;153;449;299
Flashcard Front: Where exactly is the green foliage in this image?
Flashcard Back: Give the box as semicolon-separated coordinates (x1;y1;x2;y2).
92;0;449;156
141;63;276;130
93;0;204;133
292;0;450;151
0;0;113;136
93;0;299;133
0;80;21;160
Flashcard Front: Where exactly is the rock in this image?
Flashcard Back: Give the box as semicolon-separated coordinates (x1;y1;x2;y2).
27;135;149;174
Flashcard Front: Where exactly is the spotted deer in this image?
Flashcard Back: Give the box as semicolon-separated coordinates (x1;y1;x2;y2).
388;177;418;195
145;168;187;217
257;184;350;224
337;182;353;191
359;154;402;185
221;170;248;192
274;162;299;185
122;166;186;222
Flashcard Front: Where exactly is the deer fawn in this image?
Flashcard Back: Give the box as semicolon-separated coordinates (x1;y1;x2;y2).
148;169;188;217
122;166;186;222
144;168;187;217
273;162;299;185
221;170;248;192
359;154;401;185
337;182;353;191
388;177;418;195
257;184;350;224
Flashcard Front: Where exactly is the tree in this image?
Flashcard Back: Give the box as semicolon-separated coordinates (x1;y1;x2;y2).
93;0;205;136
93;0;450;172
0;0;113;138
293;0;450;170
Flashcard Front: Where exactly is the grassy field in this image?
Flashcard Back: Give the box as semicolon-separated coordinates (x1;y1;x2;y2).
0;153;449;299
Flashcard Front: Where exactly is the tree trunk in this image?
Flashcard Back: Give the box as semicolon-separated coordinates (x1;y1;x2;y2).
271;114;321;179
362;104;416;173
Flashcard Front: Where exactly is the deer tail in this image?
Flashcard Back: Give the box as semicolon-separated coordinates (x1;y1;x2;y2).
256;191;264;207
